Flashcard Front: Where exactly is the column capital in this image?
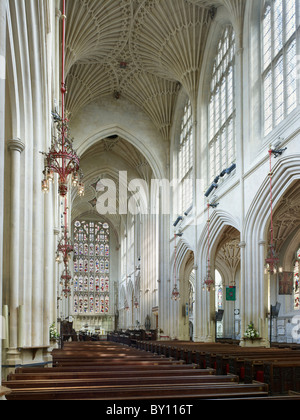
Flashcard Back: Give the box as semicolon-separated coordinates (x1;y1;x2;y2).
7;138;25;153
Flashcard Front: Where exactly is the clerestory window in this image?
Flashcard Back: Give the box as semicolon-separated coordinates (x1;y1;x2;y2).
262;0;299;136
208;26;236;184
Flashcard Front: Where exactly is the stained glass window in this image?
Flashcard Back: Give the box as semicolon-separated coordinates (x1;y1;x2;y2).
262;0;298;136
73;221;110;315
208;26;236;183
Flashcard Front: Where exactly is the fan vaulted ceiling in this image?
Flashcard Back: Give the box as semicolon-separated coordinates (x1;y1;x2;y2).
65;0;246;141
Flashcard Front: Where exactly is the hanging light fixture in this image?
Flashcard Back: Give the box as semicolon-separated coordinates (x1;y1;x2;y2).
60;268;72;299
134;297;139;309
203;203;215;292
56;203;74;268
124;300;130;312
41;0;84;297
264;147;282;275
171;233;180;301
41;0;84;198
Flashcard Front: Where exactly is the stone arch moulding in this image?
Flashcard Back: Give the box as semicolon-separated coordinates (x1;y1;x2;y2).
178;248;195;290
244;155;300;246
119;285;126;309
76;125;167;181
197;209;241;265
170;237;194;281
242;155;300;333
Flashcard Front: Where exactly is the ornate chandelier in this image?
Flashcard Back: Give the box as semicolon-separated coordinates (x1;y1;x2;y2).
41;115;84;197
264;147;282;275
41;0;84;198
203;203;215;292
134;297;139;309
124;300;130;312
60;268;72;299
56;204;74;267
42;0;84;297
171;233;180;301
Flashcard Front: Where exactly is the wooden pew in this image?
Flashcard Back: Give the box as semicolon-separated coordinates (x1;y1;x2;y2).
4;373;240;389
229;352;300;382
8;367;216;381
15;364;203;374
5;382;269;401
136;340;300;398
213;347;298;377
4;341;271;401
263;361;300;395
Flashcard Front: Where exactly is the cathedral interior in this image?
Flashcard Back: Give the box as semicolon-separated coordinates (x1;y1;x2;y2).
0;0;300;398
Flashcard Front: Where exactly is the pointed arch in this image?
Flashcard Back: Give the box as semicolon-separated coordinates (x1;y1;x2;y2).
76;125;167;181
197;208;241;264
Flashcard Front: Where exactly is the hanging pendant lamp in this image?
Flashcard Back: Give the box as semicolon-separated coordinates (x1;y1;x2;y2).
203;203;215;292
264;147;282;275
171;234;180;301
42;0;84;297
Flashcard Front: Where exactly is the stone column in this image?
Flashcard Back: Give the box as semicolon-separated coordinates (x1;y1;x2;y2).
193;265;202;342
7;138;25;366
239;241;246;346
259;239;270;347
0;0;7;397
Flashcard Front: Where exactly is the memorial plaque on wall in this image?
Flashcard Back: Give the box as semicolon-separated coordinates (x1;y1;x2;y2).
278;272;293;295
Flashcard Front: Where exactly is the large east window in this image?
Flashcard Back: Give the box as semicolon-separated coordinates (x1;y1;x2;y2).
73;220;110;315
208;26;236;183
262;0;299;136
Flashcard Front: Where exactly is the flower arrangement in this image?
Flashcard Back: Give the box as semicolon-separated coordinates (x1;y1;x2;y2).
244;323;260;340
49;322;60;342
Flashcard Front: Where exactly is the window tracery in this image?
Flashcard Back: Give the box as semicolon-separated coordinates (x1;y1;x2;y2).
73;220;110;315
178;99;193;214
208;26;236;183
262;0;298;136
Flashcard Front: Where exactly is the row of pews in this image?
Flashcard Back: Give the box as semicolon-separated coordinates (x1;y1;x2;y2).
1;341;272;401
4;340;300;400
136;340;300;397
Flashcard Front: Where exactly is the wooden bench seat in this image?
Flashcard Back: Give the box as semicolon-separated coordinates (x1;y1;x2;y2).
244;355;300;383
8;368;216;381
5;381;269;401
15;364;202;374
3;373;239;389
209;347;296;370
4;341;271;401
224;351;300;378
199;347;296;374
263;360;300;395
52;359;186;368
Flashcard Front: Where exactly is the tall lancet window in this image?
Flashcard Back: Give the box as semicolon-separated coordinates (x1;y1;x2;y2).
178;99;193;215
208;26;236;184
262;0;298;136
73;221;110;315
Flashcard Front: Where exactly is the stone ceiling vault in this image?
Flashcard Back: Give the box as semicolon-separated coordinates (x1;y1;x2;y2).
64;0;246;141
